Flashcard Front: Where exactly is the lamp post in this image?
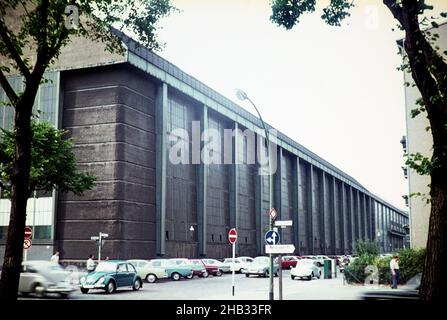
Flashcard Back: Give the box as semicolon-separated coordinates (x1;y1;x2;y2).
189;225;194;241
236;89;274;301
377;232;381;253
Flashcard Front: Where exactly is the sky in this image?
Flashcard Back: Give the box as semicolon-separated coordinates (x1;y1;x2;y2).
155;0;447;211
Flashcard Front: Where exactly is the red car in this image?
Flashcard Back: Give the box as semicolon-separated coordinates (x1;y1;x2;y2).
280;256;301;269
199;259;223;277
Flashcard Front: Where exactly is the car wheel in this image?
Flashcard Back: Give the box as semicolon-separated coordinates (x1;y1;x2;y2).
291;275;295;280
215;270;222;277
202;271;209;278
33;283;45;298
186;274;193;279
172;273;181;281
146;274;157;283
105;281;116;294
245;274;250;278
240;268;245;273
80;288;89;294
132;279;142;291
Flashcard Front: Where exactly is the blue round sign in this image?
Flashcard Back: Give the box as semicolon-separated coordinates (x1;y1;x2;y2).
264;230;280;245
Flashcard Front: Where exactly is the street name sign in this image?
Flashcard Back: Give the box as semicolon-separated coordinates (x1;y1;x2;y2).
274;220;292;227
265;244;295;254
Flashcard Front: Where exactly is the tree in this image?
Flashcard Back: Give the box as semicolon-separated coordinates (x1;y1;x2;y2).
0;118;96;197
270;0;447;300
0;0;175;300
352;240;380;257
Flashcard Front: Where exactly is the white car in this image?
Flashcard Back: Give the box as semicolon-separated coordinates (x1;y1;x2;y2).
291;259;321;280
127;259;168;283
19;260;77;298
313;255;330;267
202;259;231;273
223;257;252;273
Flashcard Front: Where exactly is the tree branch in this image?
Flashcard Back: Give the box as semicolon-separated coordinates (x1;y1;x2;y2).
0;20;30;79
0;69;18;104
383;0;404;25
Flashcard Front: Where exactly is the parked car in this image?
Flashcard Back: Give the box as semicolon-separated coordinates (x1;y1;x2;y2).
18;260;76;298
79;260;142;294
188;259;213;277
313;255;330;267
361;273;421;300
150;259;193;281
223;257;252;273
195;259;222;276
245;256;279;277
279;256;300;269
202;258;231;273
290;259;321;280
170;258;207;278
127;259;167;283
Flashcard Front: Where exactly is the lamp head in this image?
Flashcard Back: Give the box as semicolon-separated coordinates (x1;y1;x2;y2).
235;88;248;101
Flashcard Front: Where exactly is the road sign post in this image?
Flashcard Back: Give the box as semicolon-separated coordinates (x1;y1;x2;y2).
228;228;237;297
91;232;109;263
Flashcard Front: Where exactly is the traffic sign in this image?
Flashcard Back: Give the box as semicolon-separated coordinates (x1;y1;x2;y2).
23;239;32;250
228;228;237;244
265;244;295;254
24;226;32;240
265;230;280;245
274;220;292;227
269;208;278;220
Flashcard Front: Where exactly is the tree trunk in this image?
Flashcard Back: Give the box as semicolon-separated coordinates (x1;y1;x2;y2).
0;85;36;300
419;141;447;300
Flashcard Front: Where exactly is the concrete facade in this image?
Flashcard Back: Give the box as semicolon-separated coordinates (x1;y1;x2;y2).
0;29;409;261
399;23;447;249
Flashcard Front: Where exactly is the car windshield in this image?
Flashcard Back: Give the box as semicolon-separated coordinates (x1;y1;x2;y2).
95;262;117;272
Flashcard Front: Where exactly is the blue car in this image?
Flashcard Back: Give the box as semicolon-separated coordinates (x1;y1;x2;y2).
79;260;143;294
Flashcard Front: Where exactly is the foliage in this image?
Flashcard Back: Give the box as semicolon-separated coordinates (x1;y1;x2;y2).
352;240;380;256
0;119;95;197
345;248;426;285
270;0;354;29
394;247;426;284
344;254;376;284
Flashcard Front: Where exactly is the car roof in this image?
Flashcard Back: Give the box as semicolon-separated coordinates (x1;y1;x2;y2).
22;260;57;266
100;260;127;264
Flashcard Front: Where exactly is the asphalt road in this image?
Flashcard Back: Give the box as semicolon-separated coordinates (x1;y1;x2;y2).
21;269;371;300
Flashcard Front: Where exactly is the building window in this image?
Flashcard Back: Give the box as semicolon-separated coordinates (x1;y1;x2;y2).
166;230;169;240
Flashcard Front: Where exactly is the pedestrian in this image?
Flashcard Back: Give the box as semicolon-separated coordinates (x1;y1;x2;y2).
50;251;60;264
390;255;400;289
86;254;96;273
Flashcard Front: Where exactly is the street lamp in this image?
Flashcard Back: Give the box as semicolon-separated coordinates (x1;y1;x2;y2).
377;232;381;253
189;225;194;241
236;88;274;301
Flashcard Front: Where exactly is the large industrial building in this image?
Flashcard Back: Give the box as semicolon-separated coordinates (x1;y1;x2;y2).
0;29;409;261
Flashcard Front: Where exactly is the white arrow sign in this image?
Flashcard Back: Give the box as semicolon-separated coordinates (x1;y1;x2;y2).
265;244;295;254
